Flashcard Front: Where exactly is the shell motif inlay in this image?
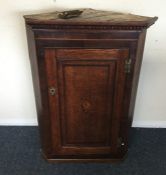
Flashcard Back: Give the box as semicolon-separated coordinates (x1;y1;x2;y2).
81;99;92;113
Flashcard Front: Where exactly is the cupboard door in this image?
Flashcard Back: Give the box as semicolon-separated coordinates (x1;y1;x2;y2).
44;48;129;156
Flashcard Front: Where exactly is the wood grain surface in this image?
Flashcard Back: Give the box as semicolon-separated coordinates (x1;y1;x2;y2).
25;8;157;162
24;8;157;28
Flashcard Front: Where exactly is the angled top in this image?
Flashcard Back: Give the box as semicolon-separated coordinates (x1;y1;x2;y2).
24;8;158;30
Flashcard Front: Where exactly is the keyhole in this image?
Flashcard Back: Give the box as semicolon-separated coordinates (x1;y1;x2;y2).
49;87;56;96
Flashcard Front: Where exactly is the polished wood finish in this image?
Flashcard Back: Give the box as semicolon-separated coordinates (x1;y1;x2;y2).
45;48;128;156
24;8;157;162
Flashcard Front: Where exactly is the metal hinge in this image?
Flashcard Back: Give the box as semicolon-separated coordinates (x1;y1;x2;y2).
118;137;125;147
125;59;132;73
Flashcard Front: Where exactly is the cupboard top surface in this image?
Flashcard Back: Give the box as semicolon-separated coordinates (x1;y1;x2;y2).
24;8;157;29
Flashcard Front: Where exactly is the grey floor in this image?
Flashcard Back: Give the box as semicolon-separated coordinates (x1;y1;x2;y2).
0;127;166;175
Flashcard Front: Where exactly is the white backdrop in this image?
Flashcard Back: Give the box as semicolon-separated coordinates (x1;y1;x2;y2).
0;0;165;127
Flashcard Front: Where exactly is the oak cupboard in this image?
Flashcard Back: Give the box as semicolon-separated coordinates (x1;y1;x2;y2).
24;9;157;162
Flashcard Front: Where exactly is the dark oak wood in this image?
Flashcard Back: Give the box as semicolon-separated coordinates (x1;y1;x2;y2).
24;8;157;162
24;8;157;29
45;48;128;156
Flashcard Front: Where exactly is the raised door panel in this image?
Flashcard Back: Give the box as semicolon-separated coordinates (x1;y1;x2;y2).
44;49;129;156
